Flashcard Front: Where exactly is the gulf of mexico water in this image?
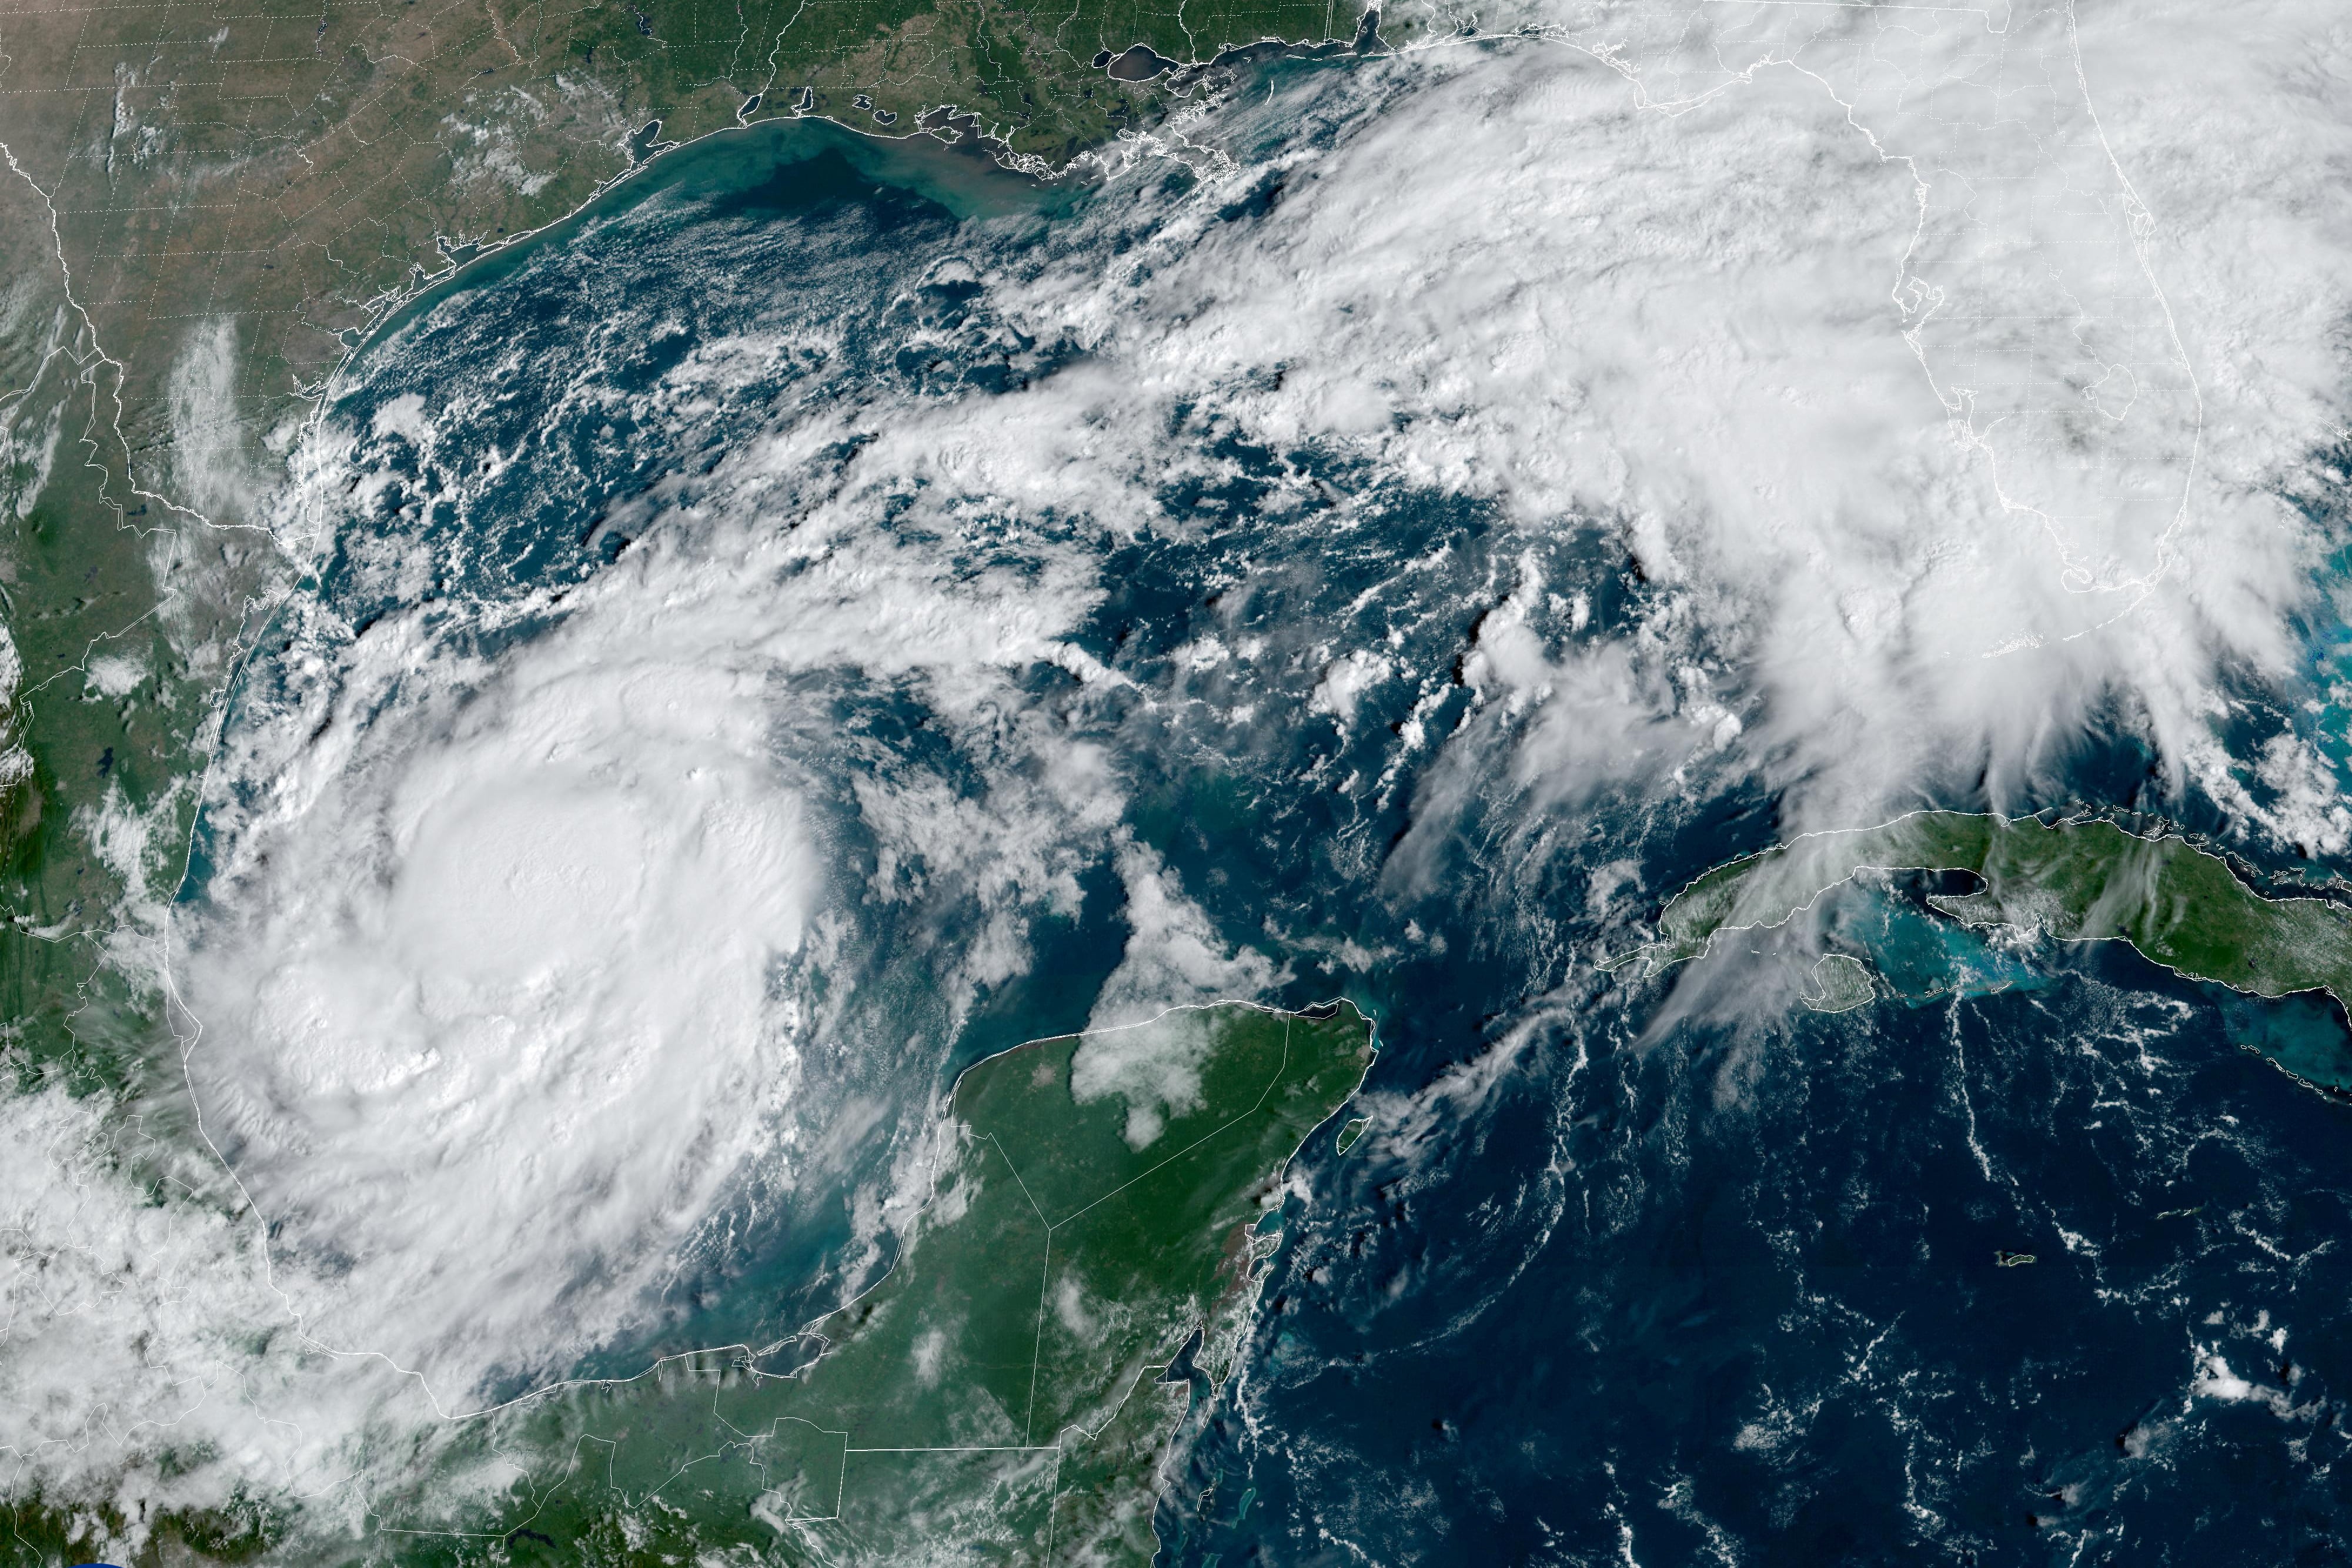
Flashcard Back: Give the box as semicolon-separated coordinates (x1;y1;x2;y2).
223;72;2352;1567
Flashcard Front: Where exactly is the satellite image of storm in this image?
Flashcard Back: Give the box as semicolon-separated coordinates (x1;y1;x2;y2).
5;0;2352;1563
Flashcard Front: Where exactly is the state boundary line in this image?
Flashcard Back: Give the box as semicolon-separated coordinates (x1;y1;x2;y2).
981;1011;1298;1516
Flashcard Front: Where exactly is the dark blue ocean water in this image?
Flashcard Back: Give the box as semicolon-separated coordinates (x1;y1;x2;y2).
249;81;2352;1566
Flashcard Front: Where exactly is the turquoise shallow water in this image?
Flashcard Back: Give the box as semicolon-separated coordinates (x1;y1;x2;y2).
211;72;2352;1565
363;114;1083;357
1825;878;2051;1004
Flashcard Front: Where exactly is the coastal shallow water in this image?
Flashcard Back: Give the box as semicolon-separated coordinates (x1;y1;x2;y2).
175;48;2352;1564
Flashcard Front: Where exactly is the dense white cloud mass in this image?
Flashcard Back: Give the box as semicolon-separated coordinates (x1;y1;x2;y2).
0;1082;418;1542
182;602;817;1401
967;2;2348;828
1071;1006;1224;1149
12;0;2352;1544
181;403;1130;1402
1087;840;1288;1032
201;0;2340;1406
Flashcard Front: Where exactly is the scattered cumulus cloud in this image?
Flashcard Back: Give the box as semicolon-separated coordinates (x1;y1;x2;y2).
14;0;2352;1539
988;5;2352;831
1070;1007;1221;1151
1086;840;1287;1034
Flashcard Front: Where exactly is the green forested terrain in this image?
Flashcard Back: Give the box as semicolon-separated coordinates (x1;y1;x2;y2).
374;1002;1375;1566
1629;811;2352;1089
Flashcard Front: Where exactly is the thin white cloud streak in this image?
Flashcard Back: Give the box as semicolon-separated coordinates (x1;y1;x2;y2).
174;0;2352;1430
981;3;2352;830
180;407;1132;1409
167;319;265;527
12;0;2352;1538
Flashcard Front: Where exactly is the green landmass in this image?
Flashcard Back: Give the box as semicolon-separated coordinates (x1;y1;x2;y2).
349;1000;1373;1566
1622;811;2352;1088
0;0;1390;462
0;4;1394;1554
1798;952;1874;1014
0;0;1406;1095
